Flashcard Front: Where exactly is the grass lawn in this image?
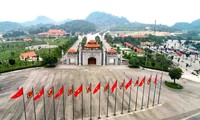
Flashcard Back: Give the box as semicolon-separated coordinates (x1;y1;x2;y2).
165;81;183;89
115;43;125;48
43;38;68;46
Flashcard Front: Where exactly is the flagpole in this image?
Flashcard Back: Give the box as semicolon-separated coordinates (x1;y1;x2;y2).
43;87;46;120
157;73;163;104
135;77;139;111
121;79;125;114
128;79;132;113
82;84;84;120
90;84;92;120
147;75;152;108
141;77;146;109
98;82;101;119
113;80;117;116
72;85;75;120
32;87;37;120
106;82;109;117
22;87;27;120
152;77;157;107
62;85;65;120
53;86;56;120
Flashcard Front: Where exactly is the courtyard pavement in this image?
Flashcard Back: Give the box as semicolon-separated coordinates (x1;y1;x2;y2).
0;65;200;120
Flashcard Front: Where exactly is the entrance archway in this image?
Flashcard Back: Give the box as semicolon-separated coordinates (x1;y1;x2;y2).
109;59;115;65
88;57;96;65
69;59;75;64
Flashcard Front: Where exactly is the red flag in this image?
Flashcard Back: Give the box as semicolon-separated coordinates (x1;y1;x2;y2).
27;89;33;99
86;84;91;93
74;85;82;97
11;88;23;99
93;83;100;94
154;75;158;84
147;77;151;85
104;83;109;92
134;79;139;86
119;81;124;90
68;87;73;96
54;86;64;99
139;77;146;87
34;87;44;101
47;87;53;97
111;80;117;93
125;78;132;89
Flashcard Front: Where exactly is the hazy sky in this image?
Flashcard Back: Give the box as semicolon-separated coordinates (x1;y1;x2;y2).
0;0;199;26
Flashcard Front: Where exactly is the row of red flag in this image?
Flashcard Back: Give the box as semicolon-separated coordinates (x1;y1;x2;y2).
11;75;159;101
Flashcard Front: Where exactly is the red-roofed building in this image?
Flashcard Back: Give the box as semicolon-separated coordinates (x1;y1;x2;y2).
132;35;148;39
85;40;100;49
140;42;155;46
23;38;32;42
124;42;133;48
39;29;69;37
67;49;77;53
107;49;117;54
118;34;126;38
133;47;145;54
20;51;37;61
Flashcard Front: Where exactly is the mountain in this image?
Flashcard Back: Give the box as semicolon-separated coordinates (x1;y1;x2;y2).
171;22;192;31
22;16;56;26
191;19;200;28
59;20;96;34
85;11;129;28
0;21;23;32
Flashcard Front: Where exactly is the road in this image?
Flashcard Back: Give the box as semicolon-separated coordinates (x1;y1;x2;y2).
1;66;200;120
69;35;83;50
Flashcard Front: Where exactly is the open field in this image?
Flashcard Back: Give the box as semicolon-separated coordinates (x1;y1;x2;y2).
0;65;200;120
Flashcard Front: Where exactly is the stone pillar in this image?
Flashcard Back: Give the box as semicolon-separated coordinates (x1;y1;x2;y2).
103;48;106;66
66;57;69;65
115;57;118;65
78;45;81;66
120;50;123;65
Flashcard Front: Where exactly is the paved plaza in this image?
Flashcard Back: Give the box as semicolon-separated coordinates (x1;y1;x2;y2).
0;65;200;120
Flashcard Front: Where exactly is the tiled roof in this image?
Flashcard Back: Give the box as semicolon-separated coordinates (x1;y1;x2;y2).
68;49;77;53
48;29;66;34
20;51;36;58
132;35;148;38
140;42;155;46
118;34;126;38
124;42;133;47
23;38;32;41
133;47;144;53
85;40;100;48
107;49;117;54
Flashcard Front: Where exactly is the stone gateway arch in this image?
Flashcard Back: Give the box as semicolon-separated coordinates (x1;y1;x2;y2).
63;39;122;65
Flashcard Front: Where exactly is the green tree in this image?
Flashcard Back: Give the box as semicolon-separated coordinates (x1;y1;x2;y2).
129;57;140;68
9;59;15;66
168;67;183;84
43;56;58;67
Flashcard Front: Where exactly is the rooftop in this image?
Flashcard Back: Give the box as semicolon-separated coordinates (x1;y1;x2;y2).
20;51;36;58
107;49;117;54
85;40;100;48
124;42;133;47
132;35;148;38
67;49;77;53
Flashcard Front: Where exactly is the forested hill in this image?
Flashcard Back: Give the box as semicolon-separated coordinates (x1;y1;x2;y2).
59;20;96;34
85;11;130;28
171;19;200;31
0;22;23;33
